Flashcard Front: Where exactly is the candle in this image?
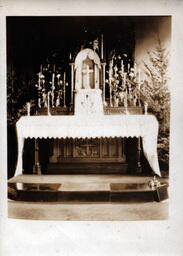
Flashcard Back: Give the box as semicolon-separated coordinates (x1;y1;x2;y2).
52;72;55;87
27;102;30;116
53;64;56;73
138;69;141;83
134;62;136;75
111;59;113;67
63;72;66;84
123;73;126;86
138;82;141;91
63;72;66;107
144;102;148;115
110;85;112;107
69;52;72;60
101;34;104;60
114;65;118;77
124;93;128;114
38;72;41;88
138;74;141;106
40;64;42;73
48;92;51;115
128;63;130;73
121;60;124;73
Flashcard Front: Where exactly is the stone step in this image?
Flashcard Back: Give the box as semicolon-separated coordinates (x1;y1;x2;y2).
8;182;168;203
46;163;128;174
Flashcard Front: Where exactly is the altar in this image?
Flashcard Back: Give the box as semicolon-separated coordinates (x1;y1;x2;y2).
15;114;161;176
14;46;161;177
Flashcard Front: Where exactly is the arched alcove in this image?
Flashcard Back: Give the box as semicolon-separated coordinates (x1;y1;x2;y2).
74;48;101;90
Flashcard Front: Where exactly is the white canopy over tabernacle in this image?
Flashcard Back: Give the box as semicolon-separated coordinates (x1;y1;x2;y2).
15;114;161;177
74;48;101;70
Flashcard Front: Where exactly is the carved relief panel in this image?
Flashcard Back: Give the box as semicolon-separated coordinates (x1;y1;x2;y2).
74;138;100;158
49;138;126;163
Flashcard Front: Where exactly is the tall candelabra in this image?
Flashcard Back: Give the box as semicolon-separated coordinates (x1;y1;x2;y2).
35;64;69;112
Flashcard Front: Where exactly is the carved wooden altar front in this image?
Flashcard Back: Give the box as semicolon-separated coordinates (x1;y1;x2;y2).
49;137;126;162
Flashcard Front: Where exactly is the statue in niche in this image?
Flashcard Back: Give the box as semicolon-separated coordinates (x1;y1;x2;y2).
81;56;94;89
74;48;101;90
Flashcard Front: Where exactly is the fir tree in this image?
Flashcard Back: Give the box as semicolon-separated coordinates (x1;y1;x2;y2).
7;67;36;124
141;38;170;171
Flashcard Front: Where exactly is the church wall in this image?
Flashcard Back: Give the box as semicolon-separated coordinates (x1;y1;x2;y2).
134;16;171;80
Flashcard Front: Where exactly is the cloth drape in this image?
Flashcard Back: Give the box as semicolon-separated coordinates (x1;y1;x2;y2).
15;115;161;176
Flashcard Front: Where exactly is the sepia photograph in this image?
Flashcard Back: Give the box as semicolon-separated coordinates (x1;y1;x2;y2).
7;16;170;221
1;0;183;255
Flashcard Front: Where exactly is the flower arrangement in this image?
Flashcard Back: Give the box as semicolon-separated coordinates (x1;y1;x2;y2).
105;54;141;108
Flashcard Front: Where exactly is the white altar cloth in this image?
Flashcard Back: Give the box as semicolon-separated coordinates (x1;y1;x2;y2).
15;114;161;176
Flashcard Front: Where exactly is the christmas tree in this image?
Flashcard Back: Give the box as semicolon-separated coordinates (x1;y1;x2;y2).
141;38;170;172
7;67;37;124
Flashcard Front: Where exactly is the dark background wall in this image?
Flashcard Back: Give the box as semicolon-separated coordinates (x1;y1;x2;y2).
135;16;171;79
7;16;136;79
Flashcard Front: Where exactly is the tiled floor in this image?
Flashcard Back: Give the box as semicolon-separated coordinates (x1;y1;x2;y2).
8;200;168;221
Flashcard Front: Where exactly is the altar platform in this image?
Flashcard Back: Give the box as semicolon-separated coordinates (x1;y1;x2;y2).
8;174;169;203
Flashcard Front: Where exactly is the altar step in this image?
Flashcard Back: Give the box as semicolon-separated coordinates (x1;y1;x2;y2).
46;162;128;174
8;175;168;203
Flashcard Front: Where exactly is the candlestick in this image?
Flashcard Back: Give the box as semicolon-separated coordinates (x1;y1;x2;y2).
134;62;136;76
38;98;41;108
138;82;141;91
128;63;130;73
109;64;113;107
123;72;127;87
138;69;141;83
70;63;74;105
56;95;60;107
27;102;30;116
42;89;47;108
114;65;118;72
144;102;148;115
121;60;124;74
110;86;112;107
63;72;66;84
38;72;41;89
47;92;51;116
102;63;106;104
53;64;56;73
138;83;141;107
52;72;55;86
124;94;128;115
69;52;72;60
63;72;66;107
101;34;104;60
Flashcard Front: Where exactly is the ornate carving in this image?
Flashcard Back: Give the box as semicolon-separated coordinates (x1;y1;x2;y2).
75;139;99;157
